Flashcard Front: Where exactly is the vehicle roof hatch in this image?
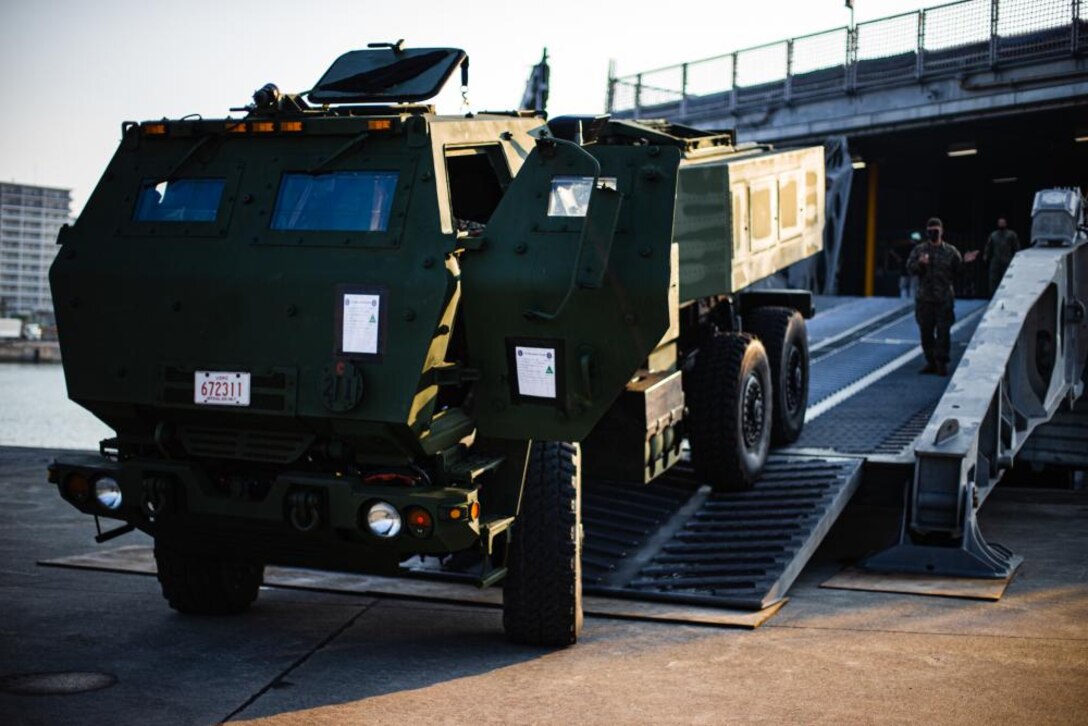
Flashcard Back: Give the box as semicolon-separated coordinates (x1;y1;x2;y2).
309;43;467;104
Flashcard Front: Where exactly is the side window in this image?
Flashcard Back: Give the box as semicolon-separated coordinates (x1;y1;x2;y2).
133;178;225;222
271;171;398;232
446;146;511;227
546;176;618;218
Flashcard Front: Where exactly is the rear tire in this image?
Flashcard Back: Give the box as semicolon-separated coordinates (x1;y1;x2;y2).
154;544;263;615
503;441;583;647
746;306;809;444
687;333;773;491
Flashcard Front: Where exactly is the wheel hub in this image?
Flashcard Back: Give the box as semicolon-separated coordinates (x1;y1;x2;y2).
742;374;766;447
785;346;804;412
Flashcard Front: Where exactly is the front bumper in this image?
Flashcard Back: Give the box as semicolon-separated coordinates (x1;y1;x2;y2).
50;454;484;566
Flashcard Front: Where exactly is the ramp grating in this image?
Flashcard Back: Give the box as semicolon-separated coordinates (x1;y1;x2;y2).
581;455;863;610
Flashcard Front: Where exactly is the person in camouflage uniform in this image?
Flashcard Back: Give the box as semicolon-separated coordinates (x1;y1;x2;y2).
983;216;1020;296
906;217;978;376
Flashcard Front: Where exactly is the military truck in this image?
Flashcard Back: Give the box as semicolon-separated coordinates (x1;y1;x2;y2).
49;44;824;646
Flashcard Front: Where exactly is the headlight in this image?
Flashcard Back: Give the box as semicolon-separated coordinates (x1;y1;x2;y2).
365;501;401;538
94;477;123;510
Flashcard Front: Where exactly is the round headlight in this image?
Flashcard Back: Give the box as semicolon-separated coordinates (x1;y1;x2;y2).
366;501;402;538
94;477;123;510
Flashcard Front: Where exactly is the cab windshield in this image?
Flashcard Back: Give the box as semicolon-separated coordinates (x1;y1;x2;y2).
133;178;225;222
271;171;398;232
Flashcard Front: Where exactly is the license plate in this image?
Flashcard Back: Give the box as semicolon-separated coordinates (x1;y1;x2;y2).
194;371;251;406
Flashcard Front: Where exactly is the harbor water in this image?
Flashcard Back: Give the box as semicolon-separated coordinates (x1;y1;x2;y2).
0;363;113;449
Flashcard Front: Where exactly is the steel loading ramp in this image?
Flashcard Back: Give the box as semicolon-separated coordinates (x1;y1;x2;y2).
576;295;987;611
582;456;862;610
865;224;1088;579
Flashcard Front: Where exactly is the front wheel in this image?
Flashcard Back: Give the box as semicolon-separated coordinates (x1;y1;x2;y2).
503;441;583;647
154;544;264;615
687;333;773;491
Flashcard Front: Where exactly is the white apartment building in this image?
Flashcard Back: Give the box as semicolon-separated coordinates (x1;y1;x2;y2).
0;182;71;318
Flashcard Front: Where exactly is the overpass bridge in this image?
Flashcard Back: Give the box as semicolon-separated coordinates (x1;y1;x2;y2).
608;0;1086;145
607;0;1087;298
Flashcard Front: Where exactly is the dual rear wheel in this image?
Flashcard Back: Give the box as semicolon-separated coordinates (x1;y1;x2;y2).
688;307;809;491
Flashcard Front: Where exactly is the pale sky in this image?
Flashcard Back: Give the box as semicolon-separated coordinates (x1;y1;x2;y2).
1;0;955;215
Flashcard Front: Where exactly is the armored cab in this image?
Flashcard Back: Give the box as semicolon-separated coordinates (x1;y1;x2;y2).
49;44;824;646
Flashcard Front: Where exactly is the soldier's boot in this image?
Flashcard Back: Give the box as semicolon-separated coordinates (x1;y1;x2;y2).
935;361;948;377
919;361;937;374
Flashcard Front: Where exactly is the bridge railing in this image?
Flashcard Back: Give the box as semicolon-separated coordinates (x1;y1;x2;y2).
607;0;1083;117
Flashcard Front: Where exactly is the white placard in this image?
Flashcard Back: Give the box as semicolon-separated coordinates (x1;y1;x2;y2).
515;345;557;399
342;293;381;354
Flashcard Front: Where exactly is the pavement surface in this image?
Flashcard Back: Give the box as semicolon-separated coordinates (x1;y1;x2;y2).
1;446;1086;725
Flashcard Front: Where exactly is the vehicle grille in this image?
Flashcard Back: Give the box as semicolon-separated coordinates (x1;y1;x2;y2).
178;426;314;464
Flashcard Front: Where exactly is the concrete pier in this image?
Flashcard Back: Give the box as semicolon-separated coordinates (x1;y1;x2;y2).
0;341;61;364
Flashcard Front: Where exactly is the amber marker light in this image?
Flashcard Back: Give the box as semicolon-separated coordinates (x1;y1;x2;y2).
64;472;91;503
251;121;274;133
280;121;303;132
368;119;393;131
448;507;463;520
143;123;167;136
470;501;480;521
226;122;247;134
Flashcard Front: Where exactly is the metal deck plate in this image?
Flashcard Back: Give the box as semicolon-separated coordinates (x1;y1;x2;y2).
808;295;913;350
39;545;785;628
821;567;1013;601
788;299;988;463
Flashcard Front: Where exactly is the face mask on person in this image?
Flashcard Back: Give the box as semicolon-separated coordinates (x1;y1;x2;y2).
926;228;941;242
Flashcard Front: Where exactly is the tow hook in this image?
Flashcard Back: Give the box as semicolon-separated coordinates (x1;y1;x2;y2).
141;477;173;520
287;491;322;532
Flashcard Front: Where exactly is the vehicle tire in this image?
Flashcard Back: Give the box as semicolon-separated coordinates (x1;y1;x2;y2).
503;441;583;647
154;544;263;615
746;306;809;444
687;332;773;491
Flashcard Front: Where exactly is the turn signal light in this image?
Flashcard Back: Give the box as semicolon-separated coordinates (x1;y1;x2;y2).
448;507;463;520
368;119;393;131
64;472;91;503
470;501;480;520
